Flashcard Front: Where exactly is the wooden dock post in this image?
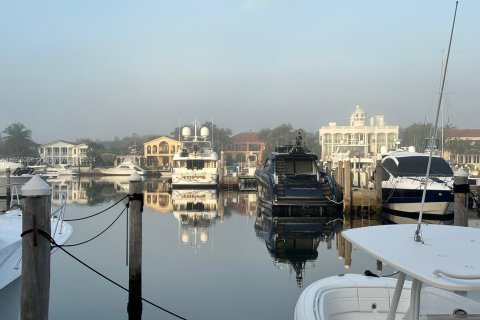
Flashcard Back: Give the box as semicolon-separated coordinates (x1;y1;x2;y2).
337;161;343;187
454;167;469;227
344;240;352;269
344;160;352;217
375;160;382;223
128;172;144;320
219;151;225;186
20;176;52;320
5;168;11;208
326;160;332;176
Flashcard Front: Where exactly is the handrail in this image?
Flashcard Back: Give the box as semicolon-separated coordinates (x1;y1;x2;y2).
434;269;480;281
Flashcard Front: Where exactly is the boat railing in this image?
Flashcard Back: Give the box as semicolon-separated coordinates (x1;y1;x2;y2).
51;191;67;237
0;182;23;210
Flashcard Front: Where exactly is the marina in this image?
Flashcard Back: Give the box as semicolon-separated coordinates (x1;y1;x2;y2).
0;170;479;319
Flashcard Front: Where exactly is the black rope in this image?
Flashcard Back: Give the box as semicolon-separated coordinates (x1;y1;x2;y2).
64;195;128;222
62;206;128;247
37;230;188;320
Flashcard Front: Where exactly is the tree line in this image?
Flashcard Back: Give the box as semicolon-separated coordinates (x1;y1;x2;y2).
1;121;478;166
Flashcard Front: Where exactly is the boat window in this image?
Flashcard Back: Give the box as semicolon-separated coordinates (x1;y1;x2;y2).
187;160;205;170
284;159;317;175
390;156;453;177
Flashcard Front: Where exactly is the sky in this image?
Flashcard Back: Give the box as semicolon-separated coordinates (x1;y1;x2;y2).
1;0;479;144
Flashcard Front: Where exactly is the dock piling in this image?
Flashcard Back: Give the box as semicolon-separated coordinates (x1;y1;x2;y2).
454;168;469;227
20;176;52;320
375;160;382;223
128;172;144;320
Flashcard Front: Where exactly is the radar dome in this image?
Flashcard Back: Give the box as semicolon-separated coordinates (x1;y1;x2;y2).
182;127;191;137
200;127;209;138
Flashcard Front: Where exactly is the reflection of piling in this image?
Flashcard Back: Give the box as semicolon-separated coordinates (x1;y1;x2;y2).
21;176;52;320
344;160;351;216
344;240;352;269
454;168;469;227
5;168;11;208
128;173;143;320
375;160;382;223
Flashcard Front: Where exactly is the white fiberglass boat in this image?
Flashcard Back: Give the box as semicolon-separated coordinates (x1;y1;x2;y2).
100;161;146;176
171;123;219;188
381;151;454;224
295;224;480;320
0;185;73;291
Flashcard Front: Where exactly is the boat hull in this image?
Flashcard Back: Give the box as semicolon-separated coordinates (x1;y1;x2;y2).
382;187;454;224
294;274;412;320
171;172;218;189
0;209;73;290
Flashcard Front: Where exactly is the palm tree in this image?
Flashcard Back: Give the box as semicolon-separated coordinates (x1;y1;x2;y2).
2;122;38;159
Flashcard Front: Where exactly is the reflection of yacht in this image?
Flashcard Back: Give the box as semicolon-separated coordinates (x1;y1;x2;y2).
172;189;218;249
171;123;219;188
381;150;454;224
255;206;339;288
100;161;146;176
97;175;131;193
255;131;342;218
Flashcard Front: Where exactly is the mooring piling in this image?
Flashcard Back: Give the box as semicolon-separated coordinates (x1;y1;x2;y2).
128;172;144;320
20;175;52;320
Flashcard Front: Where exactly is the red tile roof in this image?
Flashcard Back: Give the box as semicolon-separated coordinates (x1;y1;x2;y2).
232;132;262;143
449;129;480;138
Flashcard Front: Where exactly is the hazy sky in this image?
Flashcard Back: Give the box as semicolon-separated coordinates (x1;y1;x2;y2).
1;0;478;143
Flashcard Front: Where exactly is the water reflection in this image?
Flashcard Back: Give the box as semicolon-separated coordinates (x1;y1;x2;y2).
171;189;220;251
49;176;119;205
254;206;341;287
144;178;172;213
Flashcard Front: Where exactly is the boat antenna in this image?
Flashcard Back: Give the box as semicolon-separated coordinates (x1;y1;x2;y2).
415;1;458;242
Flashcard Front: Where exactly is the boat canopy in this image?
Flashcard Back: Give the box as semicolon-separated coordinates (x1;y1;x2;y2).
383;155;453;178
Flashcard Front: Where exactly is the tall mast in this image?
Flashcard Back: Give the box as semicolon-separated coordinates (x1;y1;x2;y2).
415;1;458;242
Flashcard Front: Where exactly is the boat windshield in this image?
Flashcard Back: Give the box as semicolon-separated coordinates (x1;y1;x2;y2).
383;156;453;177
284;159;317;175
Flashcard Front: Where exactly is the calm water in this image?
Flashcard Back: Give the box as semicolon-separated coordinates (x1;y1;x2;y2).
7;176;477;320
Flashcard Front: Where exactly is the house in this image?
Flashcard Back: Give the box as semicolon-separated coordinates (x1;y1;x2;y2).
225;132;265;165
38;140;88;166
319;105;399;161
444;128;480;171
143;136;181;169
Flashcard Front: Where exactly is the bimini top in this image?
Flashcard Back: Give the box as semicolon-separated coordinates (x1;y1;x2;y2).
382;151;453;177
342;224;480;291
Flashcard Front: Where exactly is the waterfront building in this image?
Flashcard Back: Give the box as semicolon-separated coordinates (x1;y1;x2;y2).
319;105;399;161
225;132;266;165
444;128;480;171
143;136;181;169
38;140;89;166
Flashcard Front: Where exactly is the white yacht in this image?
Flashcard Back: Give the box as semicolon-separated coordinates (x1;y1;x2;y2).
295;224;480;320
171;124;219;188
100;161;146;176
381;150;454;224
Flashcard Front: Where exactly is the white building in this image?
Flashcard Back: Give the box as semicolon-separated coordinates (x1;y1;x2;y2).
319;105;399;161
38;140;89;166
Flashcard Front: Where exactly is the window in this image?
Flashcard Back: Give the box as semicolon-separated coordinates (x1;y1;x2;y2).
153;145;157;154
147;146;151;154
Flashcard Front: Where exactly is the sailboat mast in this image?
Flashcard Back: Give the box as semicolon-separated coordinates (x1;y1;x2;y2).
415;1;458;241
